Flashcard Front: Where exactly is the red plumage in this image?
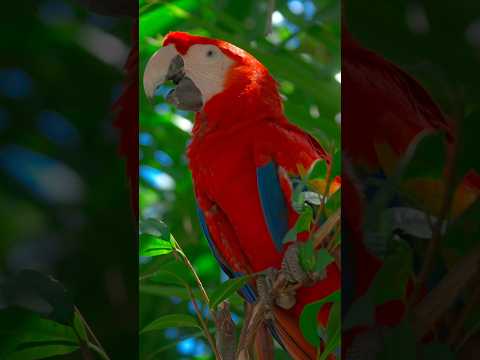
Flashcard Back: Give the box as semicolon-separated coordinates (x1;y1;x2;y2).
164;32;340;359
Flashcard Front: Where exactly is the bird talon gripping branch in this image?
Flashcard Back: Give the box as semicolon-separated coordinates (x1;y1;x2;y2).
281;243;311;284
256;268;277;319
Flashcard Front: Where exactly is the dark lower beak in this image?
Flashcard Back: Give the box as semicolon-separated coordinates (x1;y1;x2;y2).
165;56;203;112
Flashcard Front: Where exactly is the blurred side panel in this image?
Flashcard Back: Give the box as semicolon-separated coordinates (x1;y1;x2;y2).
0;0;138;359
342;0;480;359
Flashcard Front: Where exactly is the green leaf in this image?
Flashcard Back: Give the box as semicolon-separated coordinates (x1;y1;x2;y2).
282;226;298;244
319;326;340;360
308;159;328;181
403;131;446;180
140;284;201;301
73;311;87;341
299;239;316;273
314;249;334;273
326;301;340;342
0;308;78;358
140;233;173;257
9;344;79;360
209;275;252;309
140;314;200;335
140;218;171;240
140;259;195;286
140;284;246;307
283;205;314;244
299;290;340;346
296;206;314;232
139;219;176;256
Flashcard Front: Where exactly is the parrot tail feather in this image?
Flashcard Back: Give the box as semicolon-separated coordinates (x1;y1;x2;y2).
273;307;317;360
254;323;275;360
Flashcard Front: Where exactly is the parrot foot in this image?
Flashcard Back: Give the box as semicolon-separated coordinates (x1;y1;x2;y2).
281;243;326;285
256;268;276;319
255;243;327;312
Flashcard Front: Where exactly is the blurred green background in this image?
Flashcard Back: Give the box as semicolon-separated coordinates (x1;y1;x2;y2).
0;1;136;358
139;0;340;358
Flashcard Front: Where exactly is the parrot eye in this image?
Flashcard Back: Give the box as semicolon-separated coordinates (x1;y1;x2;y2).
206;49;215;58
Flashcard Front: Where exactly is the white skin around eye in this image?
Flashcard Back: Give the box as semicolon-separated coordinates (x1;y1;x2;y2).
183;44;235;104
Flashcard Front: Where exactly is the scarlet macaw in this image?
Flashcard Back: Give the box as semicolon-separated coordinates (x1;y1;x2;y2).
143;32;340;359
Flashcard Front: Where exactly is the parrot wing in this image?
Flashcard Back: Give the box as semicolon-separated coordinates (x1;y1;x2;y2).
254;121;336;360
195;121;335;360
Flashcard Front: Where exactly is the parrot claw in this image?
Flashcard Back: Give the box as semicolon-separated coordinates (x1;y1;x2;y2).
256;268;277;319
255;243;325;312
281;243;321;285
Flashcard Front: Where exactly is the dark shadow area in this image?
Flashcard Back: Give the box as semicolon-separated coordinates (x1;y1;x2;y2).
0;0;137;358
342;1;480;359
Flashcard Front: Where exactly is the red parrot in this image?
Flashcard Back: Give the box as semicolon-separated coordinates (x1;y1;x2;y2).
143;32;340;359
342;26;480;356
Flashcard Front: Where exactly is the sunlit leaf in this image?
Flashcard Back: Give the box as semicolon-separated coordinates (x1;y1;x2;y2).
209;275;252;309
140;233;173;257
140;314;200;334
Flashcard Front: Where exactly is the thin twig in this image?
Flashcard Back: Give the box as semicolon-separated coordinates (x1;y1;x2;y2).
175;247;214;318
186;286;222;359
313;208;341;249
237;302;254;357
73;326;94;360
171;240;221;357
74;307;111;360
86;343;110;360
265;0;275;36
237;274;288;355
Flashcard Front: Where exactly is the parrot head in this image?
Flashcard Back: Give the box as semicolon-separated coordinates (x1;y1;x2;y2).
143;32;282;118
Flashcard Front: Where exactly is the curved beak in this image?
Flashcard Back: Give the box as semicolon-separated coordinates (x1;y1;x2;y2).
143;44;203;112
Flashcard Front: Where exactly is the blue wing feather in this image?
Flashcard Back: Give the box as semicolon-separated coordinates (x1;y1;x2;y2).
196;206;256;303
256;161;290;252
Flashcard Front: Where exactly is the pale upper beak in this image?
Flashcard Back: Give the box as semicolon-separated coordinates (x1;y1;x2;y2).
143;44;203;112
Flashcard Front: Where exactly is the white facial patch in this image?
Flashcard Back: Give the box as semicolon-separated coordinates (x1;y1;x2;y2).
182;44;235;104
